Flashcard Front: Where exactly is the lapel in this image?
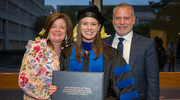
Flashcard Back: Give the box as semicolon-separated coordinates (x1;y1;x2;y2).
129;33;140;70
105;33;140;71
103;34;115;45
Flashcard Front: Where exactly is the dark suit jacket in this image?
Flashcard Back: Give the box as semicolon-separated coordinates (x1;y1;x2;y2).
103;33;159;100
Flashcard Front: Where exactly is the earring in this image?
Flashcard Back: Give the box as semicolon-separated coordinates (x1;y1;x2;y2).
97;31;99;39
65;35;67;41
65;35;68;43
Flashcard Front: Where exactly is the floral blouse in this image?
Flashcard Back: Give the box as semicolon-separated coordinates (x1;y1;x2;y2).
18;39;60;100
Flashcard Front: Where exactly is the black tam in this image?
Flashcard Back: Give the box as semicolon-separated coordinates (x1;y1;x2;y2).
77;5;106;25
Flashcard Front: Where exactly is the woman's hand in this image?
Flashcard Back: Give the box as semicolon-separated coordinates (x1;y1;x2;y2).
61;45;68;50
48;82;57;96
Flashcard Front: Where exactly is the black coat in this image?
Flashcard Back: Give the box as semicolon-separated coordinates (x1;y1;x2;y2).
60;44;138;100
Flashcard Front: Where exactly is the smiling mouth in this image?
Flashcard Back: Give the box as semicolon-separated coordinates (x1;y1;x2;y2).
85;31;93;35
118;26;127;29
53;33;62;36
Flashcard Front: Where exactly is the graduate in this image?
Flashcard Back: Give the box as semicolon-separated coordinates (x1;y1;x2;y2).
51;6;138;99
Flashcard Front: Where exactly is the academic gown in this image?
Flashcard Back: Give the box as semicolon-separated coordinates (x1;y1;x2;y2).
60;44;138;100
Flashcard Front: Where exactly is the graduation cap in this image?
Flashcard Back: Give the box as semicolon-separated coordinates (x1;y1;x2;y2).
77;5;106;25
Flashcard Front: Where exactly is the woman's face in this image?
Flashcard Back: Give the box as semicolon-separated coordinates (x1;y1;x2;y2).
80;17;101;42
49;18;67;44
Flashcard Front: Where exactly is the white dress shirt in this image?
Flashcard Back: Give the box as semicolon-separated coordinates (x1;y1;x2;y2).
112;31;133;64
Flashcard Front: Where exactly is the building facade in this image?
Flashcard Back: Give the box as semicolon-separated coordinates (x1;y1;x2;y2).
57;5;155;26
133;5;155;25
0;0;44;50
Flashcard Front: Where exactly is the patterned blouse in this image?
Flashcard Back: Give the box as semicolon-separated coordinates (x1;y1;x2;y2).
18;39;60;100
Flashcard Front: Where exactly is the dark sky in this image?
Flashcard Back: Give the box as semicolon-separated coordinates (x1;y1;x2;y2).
45;0;160;10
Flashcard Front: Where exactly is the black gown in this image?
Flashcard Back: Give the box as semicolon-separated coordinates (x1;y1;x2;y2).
60;44;138;100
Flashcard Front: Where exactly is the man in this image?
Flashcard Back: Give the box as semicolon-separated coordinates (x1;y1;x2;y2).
104;3;159;100
167;38;177;72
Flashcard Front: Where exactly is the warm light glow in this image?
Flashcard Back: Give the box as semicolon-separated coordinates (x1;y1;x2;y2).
179;33;180;35
50;12;52;14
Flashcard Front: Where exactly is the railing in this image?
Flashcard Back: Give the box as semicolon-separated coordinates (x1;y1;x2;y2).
159;72;180;88
0;73;20;89
0;72;180;89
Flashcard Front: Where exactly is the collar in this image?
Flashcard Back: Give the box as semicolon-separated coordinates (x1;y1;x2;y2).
82;41;92;51
115;30;133;42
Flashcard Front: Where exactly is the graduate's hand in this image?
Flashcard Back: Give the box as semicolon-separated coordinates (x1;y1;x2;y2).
48;82;57;96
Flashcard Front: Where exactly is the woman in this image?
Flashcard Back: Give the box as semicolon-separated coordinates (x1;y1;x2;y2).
18;12;73;99
59;6;138;99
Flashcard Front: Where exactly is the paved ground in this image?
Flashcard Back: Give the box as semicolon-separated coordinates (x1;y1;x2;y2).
0;89;23;100
160;88;180;99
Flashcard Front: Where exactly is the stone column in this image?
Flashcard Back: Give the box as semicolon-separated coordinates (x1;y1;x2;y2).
92;0;102;12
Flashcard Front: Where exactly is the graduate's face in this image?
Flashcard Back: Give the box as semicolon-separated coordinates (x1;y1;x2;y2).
49;18;67;43
80;17;101;42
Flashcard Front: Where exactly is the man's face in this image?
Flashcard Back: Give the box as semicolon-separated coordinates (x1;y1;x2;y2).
113;7;135;37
